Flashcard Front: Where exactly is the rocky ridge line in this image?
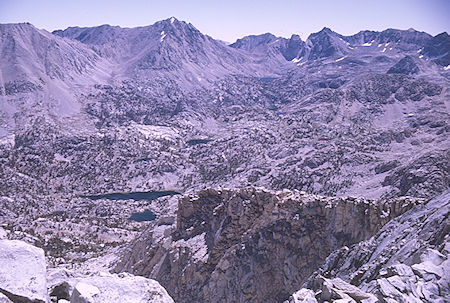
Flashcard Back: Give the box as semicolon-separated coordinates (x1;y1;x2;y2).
287;190;450;302
114;188;425;302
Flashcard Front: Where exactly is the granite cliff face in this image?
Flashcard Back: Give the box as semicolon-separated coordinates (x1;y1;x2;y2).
115;188;425;302
290;190;450;303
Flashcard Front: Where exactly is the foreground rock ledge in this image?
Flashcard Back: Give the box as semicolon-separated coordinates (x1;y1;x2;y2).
0;239;48;303
0;239;174;303
115;187;424;302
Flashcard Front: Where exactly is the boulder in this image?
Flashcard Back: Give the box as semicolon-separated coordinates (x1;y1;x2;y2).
71;282;100;303
0;239;48;303
320;277;377;303
288;288;318;303
69;272;174;303
0;293;12;303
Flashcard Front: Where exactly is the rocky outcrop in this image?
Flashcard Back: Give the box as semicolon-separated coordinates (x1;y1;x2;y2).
48;271;174;303
115;188;423;302
0;293;13;303
291;190;450;302
0;239;48;303
48;270;175;303
387;55;419;75
0;239;173;303
382;149;450;198
287;288;318;303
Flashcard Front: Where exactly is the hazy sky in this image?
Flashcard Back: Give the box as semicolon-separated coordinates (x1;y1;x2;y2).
1;0;449;42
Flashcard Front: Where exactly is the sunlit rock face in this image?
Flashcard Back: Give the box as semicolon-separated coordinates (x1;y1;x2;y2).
115;188;424;302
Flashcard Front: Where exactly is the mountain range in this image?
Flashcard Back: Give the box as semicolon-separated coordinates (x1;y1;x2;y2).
0;17;449;303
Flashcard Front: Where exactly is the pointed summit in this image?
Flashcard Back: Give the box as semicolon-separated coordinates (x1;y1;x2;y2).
305;27;347;60
156;16;182;26
318;27;333;34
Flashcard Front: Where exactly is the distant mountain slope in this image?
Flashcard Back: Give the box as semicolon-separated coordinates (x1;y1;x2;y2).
0;23;109;135
53;18;285;86
230;33;305;62
0;23;100;83
231;27;448;70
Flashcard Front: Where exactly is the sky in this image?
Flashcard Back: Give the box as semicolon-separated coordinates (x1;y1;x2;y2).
0;0;449;42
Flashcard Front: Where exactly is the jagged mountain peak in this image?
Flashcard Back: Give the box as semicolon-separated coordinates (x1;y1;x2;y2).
317;26;334;34
307;27;339;39
155;16;184;27
435;31;450;39
52;17;201;48
152;16;198;33
230;33;307;62
421;31;450;66
342;28;432;50
304;27;347;60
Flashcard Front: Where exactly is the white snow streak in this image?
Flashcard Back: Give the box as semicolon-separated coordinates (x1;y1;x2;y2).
160;31;167;42
335;57;345;62
362;40;374;47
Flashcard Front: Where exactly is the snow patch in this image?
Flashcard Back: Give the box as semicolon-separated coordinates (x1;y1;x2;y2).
378;44;382;47
133;124;179;140
335;57;345;62
291;57;302;63
444;65;450;71
170;17;175;24
419;55;424;59
381;48;387;53
362;40;374;47
160;31;167;42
